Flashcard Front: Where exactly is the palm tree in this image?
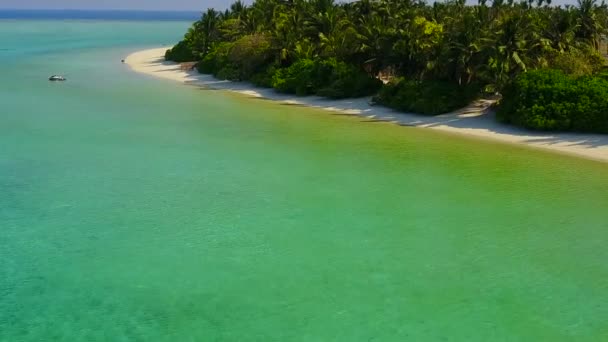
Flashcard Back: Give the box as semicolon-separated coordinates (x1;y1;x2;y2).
577;0;603;49
443;7;489;85
169;0;608;93
543;7;579;52
230;0;247;19
199;9;220;55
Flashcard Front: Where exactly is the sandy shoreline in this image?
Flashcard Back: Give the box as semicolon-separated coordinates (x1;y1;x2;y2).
126;47;608;163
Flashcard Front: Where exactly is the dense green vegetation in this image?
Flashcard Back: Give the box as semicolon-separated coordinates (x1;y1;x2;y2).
166;0;608;131
164;40;195;62
498;69;608;132
373;79;481;115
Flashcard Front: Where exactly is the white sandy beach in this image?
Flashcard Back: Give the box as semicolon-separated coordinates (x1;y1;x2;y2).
126;47;608;163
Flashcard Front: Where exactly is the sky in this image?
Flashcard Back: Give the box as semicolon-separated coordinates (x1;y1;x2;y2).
0;0;574;11
0;0;243;11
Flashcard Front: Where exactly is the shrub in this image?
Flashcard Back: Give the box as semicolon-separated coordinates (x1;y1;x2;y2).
271;58;381;98
271;59;322;95
215;65;241;81
196;38;273;81
197;53;216;74
317;60;383;99
196;42;236;79
165;40;195;62
595;67;608;80
228;34;273;80
373;79;479;115
250;64;279;88
497;69;608;133
550;49;604;77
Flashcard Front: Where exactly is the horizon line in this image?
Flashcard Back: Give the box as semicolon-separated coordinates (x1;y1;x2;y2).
0;8;203;13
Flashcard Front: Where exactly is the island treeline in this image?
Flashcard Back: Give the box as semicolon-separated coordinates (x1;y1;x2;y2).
166;0;608;133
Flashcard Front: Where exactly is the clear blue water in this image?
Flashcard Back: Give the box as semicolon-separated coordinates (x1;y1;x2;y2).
0;10;200;21
1;17;608;341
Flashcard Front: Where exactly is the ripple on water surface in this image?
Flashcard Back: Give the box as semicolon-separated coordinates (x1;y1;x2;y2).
1;20;608;342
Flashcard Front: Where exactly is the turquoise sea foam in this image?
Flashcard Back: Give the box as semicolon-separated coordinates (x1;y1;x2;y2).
1;20;607;341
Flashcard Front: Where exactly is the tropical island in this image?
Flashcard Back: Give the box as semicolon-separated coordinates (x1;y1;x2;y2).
4;8;608;341
163;0;608;134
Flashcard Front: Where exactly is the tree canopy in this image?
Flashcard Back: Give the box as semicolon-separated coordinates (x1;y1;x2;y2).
166;0;608;130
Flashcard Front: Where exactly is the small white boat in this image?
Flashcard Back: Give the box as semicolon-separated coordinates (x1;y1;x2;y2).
49;75;66;81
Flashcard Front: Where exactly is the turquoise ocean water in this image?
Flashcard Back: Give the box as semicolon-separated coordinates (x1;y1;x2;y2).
1;18;607;341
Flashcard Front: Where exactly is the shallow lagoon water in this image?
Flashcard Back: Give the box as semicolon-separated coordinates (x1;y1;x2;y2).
1;20;608;341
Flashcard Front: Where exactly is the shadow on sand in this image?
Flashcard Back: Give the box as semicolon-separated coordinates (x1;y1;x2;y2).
128;50;608;158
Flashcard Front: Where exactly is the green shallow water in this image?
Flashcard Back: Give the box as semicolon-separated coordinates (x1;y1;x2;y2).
1;20;608;341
